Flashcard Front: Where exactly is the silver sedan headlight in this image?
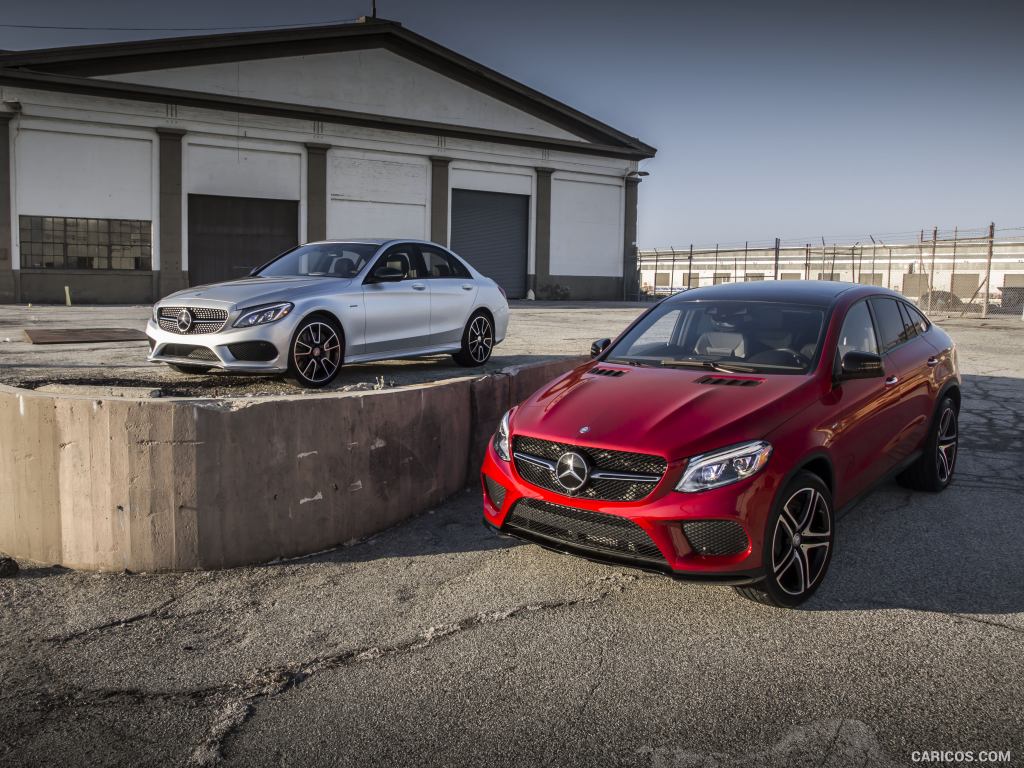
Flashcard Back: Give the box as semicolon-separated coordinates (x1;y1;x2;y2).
233;302;293;328
493;408;513;461
676;440;772;493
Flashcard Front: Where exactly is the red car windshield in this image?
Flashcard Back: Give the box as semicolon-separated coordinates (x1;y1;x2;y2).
607;300;826;374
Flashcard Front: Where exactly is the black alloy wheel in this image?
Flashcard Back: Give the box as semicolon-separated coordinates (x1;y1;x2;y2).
897;396;959;491
735;471;834;608
288;315;344;388
453;311;494;367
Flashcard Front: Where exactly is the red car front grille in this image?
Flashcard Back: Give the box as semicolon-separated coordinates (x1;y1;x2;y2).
512;436;667;502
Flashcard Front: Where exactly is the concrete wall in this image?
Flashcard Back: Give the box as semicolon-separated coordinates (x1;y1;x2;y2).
18;270;155;304
0;356;586;572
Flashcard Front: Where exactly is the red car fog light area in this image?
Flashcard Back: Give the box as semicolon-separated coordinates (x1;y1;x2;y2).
483;475;507;510
671;520;751;557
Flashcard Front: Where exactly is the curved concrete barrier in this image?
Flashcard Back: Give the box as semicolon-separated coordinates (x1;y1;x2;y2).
0;357;585;571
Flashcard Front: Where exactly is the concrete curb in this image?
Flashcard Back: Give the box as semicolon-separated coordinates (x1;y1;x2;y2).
0;357;586;571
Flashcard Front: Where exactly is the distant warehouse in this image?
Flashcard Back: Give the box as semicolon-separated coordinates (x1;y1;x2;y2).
0;17;654;304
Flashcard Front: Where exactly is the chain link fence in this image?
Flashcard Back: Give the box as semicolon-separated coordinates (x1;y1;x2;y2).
635;224;1024;318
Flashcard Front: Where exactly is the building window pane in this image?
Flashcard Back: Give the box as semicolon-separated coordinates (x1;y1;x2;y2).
18;215;152;271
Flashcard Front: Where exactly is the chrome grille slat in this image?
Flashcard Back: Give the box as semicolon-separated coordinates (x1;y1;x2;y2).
158;306;228;335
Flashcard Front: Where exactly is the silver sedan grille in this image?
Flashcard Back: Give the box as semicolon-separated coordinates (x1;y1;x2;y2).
158;306;229;335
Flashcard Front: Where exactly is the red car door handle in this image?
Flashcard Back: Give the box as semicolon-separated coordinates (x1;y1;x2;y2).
884;375;899;386
927;357;940;367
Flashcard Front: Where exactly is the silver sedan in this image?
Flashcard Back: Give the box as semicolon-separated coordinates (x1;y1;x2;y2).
146;239;510;387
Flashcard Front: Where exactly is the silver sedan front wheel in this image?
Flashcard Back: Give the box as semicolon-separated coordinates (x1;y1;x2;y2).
288;316;343;388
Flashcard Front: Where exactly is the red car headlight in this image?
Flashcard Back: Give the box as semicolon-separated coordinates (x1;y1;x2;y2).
675;440;772;493
493;408;513;461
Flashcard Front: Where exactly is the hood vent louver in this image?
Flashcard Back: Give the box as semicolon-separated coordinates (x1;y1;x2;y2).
590;367;627;377
695;375;762;387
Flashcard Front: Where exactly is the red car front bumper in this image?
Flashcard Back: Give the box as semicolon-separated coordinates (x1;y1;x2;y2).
481;440;781;584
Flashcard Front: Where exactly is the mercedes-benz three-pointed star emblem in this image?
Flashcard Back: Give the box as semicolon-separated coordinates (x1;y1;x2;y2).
176;308;193;333
555;451;590;492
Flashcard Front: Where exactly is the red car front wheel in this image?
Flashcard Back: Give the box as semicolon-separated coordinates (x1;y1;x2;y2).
736;471;834;608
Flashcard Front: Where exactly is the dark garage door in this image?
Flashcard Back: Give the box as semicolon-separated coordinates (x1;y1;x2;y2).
450;189;529;299
188;194;299;286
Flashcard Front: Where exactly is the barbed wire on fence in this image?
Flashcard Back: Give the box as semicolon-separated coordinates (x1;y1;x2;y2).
635;222;1024;318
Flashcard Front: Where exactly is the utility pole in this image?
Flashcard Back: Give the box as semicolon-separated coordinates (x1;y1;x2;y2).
804;244;810;280
687;244;693;290
714;244;719;282
982;222;994;318
773;238;780;280
950;226;958;300
928;226;938;313
870;235;877;285
743;241;749;281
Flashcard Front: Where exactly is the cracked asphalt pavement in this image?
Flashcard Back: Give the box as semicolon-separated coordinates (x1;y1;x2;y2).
1;315;1023;767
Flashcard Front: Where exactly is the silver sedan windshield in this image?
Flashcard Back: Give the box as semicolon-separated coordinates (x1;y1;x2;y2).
257;243;379;279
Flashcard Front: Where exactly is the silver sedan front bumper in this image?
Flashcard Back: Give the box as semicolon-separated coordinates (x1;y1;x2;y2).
146;316;297;374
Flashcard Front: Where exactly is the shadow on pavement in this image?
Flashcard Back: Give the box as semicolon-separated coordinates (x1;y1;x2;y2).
810;373;1024;614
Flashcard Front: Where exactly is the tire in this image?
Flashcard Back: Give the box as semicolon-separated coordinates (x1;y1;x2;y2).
452;311;494;367
287;314;344;388
735;471;834;608
896;396;958;492
168;364;211;375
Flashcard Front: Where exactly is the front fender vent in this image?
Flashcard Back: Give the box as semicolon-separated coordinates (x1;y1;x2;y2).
695;375;762;387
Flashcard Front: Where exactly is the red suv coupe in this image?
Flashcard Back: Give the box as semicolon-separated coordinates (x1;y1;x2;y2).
482;282;960;607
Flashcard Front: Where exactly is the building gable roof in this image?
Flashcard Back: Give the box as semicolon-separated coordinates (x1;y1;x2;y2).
0;17;655;159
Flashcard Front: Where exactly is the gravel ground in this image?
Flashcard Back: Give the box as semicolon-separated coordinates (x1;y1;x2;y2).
1;309;1023;767
0;302;644;397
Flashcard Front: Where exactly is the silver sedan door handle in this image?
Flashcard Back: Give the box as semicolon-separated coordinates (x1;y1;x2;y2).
411;283;427;291
461;284;474;291
884;375;899;386
926;357;939;367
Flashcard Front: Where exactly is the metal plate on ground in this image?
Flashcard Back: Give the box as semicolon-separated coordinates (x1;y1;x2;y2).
23;328;148;344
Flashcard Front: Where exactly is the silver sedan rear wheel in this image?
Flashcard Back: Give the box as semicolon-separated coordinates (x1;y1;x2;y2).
453;311;494;367
288;316;343;388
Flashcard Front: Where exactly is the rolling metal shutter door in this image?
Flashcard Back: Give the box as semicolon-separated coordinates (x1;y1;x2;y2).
188;195;299;286
450;189;529;299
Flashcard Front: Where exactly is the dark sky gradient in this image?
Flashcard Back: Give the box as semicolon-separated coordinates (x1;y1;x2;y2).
3;0;1022;247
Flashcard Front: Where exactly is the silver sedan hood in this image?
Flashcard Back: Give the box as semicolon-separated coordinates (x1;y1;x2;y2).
161;276;352;308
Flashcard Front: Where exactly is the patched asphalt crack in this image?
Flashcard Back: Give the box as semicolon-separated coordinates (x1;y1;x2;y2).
43;596;182;644
42;584;207;644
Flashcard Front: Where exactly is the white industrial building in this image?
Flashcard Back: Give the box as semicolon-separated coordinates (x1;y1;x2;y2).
0;17;655;304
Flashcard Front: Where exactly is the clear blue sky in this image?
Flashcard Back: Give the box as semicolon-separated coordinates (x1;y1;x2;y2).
3;0;1022;248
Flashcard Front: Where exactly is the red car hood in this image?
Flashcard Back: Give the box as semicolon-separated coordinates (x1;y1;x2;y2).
512;361;817;461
